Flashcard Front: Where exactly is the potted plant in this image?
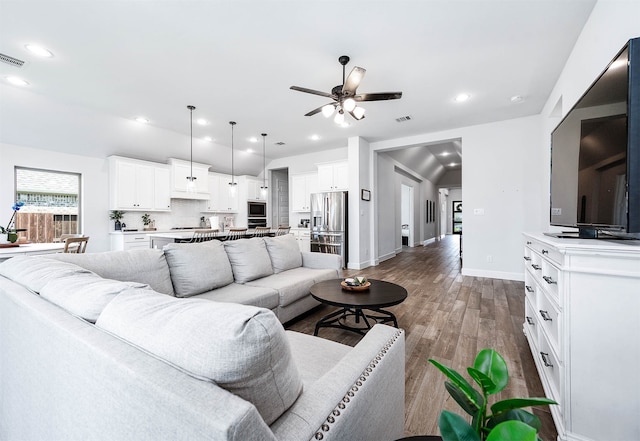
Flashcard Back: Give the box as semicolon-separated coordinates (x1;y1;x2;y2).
141;213;155;231
109;210;125;230
428;349;557;441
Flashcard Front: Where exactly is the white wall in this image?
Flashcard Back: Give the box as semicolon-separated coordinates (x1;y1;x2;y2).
0;143;112;252
539;0;640;232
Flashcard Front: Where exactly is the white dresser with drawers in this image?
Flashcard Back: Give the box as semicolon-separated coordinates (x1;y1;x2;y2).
522;233;640;441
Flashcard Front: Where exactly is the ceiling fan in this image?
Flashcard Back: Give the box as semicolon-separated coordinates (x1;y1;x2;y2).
290;55;402;125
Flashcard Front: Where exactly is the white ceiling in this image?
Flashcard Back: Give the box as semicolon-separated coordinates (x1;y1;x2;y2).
0;0;596;179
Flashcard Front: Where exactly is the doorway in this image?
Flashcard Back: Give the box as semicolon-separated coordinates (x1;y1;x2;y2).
271;168;289;228
401;184;413;247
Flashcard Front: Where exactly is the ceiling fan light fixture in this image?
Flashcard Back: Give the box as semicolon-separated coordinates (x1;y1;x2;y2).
353;106;365;120
343;98;356;112
322;104;335;118
334;110;345;125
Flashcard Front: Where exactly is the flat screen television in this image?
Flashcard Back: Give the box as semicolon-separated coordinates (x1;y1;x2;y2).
549;37;640;239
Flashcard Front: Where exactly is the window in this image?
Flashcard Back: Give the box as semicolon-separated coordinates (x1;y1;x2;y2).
14;167;81;243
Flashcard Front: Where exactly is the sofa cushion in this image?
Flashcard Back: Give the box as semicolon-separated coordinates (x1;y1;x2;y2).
193;282;280;311
223;238;273;283
163;241;234;297
40;272;149;323
245;267;321;307
96;290;302;425
45;249;175;295
0;256;92;293
263;234;302;273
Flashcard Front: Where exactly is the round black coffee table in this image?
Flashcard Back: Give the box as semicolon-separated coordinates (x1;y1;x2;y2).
310;279;407;336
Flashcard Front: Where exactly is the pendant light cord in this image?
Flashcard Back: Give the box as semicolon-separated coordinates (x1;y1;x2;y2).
261;133;267;189
187;105;196;182
229;121;237;185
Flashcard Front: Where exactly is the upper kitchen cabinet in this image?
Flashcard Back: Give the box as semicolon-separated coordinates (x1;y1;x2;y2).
291;172;318;212
317;161;348;191
203;173;239;213
154;166;171;211
246;177;268;201
109;156;170;211
168;158;210;200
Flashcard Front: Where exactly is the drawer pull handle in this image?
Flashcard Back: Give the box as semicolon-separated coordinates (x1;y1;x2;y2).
531;264;542;270
525;285;534;293
542;249;549;255
542;276;557;285
540;352;553;368
526;241;532;245
526;316;535;326
539;310;553;321
523;256;531;261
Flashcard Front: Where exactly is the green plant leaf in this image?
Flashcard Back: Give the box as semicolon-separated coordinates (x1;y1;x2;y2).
485;420;537;441
445;381;483;416
438;410;481;441
486;409;541;431
491;397;558;415
467;367;496;395
473;349;508;394
429;359;483;409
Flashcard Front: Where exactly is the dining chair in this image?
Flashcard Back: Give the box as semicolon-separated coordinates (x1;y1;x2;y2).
63;236;89;253
225;228;248;241
252;226;271;237
189;229;219;243
275;226;291;236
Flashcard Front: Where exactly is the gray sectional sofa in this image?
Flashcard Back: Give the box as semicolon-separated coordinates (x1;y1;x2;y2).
0;234;406;441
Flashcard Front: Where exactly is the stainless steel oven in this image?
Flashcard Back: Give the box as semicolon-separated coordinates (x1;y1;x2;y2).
248;201;266;218
248;218;267;228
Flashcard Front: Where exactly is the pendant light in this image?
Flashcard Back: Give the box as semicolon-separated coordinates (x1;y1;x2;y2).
186;105;196;193
260;133;268;196
228;121;237;196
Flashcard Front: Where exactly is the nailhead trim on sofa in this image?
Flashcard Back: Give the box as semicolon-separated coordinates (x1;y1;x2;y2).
311;329;404;440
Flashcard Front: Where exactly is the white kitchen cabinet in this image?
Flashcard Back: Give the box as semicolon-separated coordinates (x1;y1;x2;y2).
154;166;171;211
291;173;318;212
203;173;239;213
110;232;151;251
522;233;640;441
317;161;348;191
109;156;165;211
291;228;311;252
168;158;210;200
246;177;268;201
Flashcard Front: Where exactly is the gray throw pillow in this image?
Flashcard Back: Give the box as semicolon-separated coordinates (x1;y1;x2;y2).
40;272;150;323
263;234;302;273
163;241;234;297
96;289;303;425
223;238;273;283
0;256;91;293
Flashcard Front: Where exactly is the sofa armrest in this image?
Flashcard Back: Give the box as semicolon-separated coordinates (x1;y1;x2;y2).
301;251;342;272
271;324;405;441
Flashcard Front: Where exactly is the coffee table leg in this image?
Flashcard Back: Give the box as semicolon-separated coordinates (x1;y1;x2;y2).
314;308;349;336
314;307;398;336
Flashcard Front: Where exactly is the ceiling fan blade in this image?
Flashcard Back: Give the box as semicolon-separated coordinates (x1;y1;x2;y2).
354;91;403;101
304;103;334;117
348;109;366;121
342;66;366;95
290;86;333;98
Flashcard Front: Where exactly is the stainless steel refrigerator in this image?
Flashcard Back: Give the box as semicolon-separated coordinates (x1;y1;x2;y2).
310;191;348;268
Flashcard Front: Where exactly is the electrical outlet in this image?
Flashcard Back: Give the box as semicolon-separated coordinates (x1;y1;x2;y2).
474;208;485;215
551;207;562;216
486;255;493;263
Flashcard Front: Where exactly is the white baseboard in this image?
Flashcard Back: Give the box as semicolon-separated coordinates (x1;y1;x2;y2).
461;267;524;282
422;237;436;246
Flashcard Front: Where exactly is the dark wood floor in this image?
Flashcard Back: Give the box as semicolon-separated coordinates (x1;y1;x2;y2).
286;235;557;440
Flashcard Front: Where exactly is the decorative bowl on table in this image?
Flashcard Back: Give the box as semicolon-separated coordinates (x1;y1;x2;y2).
341;277;371;291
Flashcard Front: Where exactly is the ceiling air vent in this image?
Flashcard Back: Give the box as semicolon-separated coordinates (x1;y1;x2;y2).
275;142;286;146
395;115;412;123
0;53;25;68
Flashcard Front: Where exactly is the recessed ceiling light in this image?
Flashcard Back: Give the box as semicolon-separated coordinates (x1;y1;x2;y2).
449;162;458;167
510;95;524;103
204;136;213;142
5;76;29;86
135;117;149;124
310;134;320;141
247;148;254;153
441;152;450;157
248;137;258;143
454;93;470;103
25;44;53;58
196;118;209;126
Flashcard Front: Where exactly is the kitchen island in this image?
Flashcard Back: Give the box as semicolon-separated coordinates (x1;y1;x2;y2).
148;229;274;249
